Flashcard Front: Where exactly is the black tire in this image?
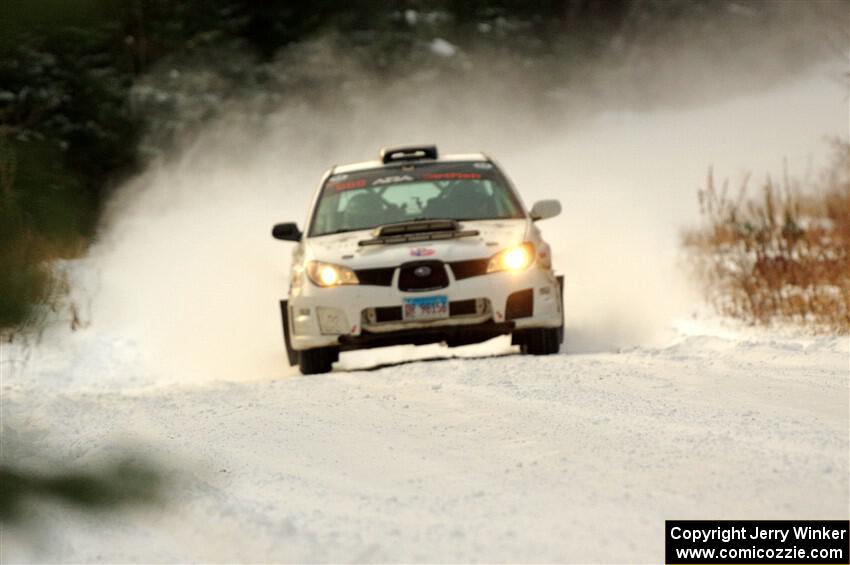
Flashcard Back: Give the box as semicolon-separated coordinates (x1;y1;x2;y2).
298;347;339;375
556;275;565;345
519;327;561;355
280;301;298;366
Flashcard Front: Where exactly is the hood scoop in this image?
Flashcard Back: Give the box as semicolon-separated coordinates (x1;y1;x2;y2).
359;219;479;247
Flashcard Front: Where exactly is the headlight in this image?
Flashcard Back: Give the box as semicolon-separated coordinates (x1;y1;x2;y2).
306;261;359;287
487;242;535;273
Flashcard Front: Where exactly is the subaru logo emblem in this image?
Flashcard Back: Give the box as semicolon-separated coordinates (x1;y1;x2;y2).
413;266;432;278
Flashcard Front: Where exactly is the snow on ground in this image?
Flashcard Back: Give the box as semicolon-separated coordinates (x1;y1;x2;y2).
2;318;847;563
1;62;847;564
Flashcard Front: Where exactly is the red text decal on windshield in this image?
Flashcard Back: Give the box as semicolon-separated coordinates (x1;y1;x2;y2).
331;179;367;191
423;172;482;180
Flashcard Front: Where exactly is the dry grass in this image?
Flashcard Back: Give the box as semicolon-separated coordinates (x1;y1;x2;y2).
682;139;850;334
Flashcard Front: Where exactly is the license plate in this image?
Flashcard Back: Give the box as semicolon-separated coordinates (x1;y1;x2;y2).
402;295;449;321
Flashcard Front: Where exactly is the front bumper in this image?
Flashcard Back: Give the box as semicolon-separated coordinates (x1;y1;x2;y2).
285;265;562;351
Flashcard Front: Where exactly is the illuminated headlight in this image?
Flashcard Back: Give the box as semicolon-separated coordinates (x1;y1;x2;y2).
306;261;359;287
487;243;535;273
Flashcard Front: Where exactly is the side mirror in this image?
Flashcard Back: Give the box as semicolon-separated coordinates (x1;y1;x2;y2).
272;222;302;241
530;199;561;221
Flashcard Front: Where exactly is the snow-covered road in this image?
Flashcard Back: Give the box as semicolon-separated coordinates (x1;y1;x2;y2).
3;323;847;562
2;64;848;563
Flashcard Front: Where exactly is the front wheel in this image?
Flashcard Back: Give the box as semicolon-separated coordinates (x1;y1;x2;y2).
298;347;339;375
516;327;561;355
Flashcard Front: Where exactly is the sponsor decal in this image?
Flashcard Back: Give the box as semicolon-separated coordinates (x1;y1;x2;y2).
423;172;482;180
372;175;415;185
410;247;435;257
331;179;367;191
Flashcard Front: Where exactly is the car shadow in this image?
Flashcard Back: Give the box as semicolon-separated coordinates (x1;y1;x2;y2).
335;350;518;373
333;326;624;373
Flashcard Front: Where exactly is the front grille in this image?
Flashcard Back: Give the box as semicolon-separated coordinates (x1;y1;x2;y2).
398;261;449;292
505;289;533;320
357;257;490;286
355;267;395;286
449;258;489;280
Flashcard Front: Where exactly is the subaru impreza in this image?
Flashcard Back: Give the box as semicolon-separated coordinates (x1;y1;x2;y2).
273;145;563;374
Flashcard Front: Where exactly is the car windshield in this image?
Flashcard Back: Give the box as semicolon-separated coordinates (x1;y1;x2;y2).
309;162;524;236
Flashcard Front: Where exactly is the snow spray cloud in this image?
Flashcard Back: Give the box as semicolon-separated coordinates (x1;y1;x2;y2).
78;12;846;382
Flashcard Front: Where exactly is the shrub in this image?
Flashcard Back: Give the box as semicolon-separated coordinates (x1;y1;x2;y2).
682;139;850;333
0;138;83;332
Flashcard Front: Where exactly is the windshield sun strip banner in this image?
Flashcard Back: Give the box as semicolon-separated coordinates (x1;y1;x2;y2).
325;163;491;192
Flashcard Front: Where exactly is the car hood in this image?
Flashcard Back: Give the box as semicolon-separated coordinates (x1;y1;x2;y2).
305;219;529;269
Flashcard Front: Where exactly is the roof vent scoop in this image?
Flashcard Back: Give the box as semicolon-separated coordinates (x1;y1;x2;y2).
379;145;438;164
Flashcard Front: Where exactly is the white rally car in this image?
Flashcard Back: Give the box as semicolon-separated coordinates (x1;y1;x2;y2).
273;145;563;374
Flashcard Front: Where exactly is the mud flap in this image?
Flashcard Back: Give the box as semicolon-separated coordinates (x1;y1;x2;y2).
556;274;565;344
280;300;298;366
